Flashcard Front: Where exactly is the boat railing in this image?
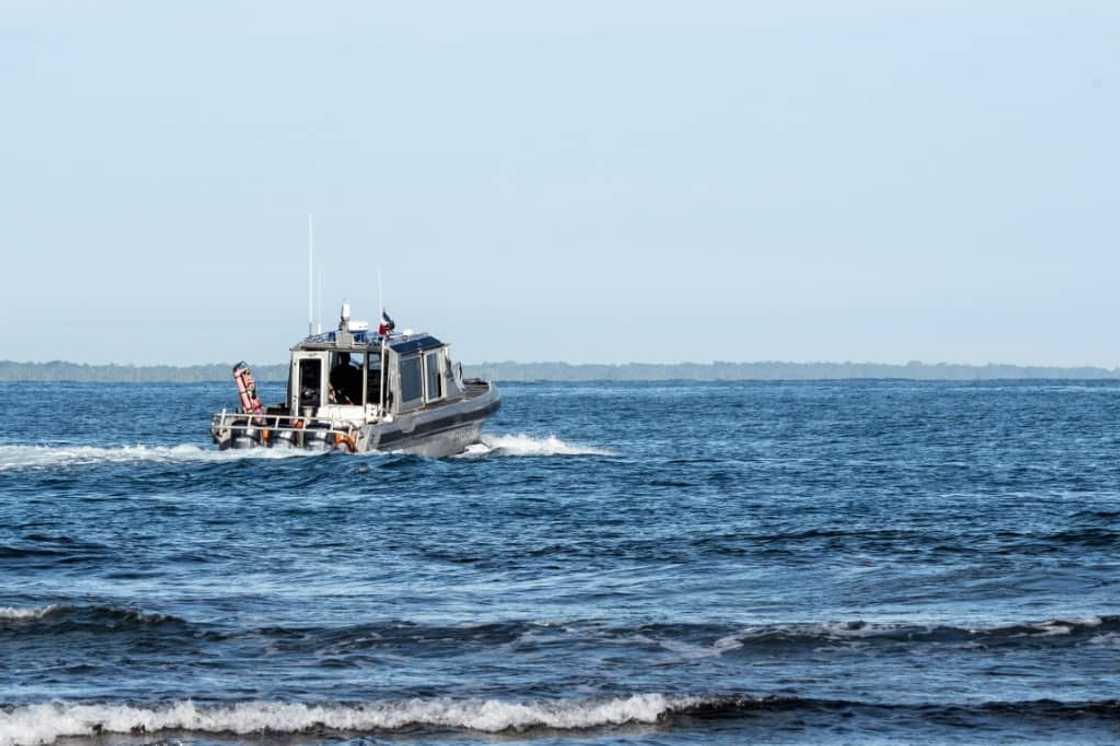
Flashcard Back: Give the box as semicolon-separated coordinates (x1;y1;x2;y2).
211;409;359;437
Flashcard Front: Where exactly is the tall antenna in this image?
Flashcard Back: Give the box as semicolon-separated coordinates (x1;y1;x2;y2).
307;214;314;337
317;265;324;334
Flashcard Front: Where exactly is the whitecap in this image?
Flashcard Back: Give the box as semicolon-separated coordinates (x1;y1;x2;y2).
0;605;57;621
1031;621;1074;636
655;636;742;659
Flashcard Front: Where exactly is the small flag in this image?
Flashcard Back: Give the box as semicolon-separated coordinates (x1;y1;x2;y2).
378;309;396;336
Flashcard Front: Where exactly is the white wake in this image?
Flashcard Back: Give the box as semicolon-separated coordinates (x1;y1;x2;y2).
0;435;612;470
460;433;614;458
0;444;315;472
0;695;683;745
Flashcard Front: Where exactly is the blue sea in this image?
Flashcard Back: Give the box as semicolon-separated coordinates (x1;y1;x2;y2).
1;380;1118;745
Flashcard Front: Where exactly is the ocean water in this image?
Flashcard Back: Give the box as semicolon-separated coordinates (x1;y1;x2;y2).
1;380;1118;746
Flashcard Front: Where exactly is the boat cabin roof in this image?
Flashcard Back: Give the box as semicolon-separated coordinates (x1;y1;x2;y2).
386;335;445;355
293;331;444;355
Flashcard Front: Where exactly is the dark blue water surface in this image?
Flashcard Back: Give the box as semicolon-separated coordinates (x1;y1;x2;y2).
1;380;1118;745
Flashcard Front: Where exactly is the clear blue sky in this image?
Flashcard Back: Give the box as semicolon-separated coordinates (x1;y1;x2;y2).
1;1;1117;366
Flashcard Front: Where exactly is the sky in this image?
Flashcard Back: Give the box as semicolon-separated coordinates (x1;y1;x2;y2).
1;1;1117;367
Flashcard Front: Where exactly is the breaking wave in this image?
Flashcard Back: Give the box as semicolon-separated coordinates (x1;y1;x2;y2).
459;433;614;458
0;606;57;622
2;695;1118;746
0;444;314;471
0;604;185;632
0;695;678;745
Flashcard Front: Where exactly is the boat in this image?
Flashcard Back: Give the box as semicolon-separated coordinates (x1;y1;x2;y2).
210;302;500;457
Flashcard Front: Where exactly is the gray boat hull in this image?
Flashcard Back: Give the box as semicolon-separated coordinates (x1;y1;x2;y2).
357;382;500;457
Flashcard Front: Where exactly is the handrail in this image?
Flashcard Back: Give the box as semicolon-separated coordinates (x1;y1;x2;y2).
211;410;363;436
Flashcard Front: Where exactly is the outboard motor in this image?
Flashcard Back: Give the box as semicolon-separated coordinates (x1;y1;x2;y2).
303;427;333;451
230;420;263;449
271;429;299;449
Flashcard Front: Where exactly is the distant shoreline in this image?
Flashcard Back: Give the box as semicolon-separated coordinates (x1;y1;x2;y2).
2;360;1118;383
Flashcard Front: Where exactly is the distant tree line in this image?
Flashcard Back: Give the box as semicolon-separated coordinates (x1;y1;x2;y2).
0;361;288;383
469;361;1120;381
2;359;1118;383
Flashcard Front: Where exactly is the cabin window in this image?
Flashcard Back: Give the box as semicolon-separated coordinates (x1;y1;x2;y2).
365;352;382;407
399;355;423;404
425;350;443;402
298;358;323;410
328;352;363;405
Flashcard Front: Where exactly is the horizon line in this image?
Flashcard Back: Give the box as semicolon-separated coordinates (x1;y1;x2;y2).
2;358;1120;369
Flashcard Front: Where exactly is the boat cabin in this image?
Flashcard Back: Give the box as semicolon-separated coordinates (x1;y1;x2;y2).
285;307;466;425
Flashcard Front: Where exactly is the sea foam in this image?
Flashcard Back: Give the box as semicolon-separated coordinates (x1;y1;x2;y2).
0;695;681;746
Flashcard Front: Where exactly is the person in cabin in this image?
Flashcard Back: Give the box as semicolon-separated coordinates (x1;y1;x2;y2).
329;352;362;404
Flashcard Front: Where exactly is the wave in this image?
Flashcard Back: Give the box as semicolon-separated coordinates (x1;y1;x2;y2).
0;604;185;631
598;616;1120;659
0;444;315;471
0;695;676;745
701;616;1120;651
2;695;1118;746
458;433;614;458
0;606;58;621
4;608;1116;652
